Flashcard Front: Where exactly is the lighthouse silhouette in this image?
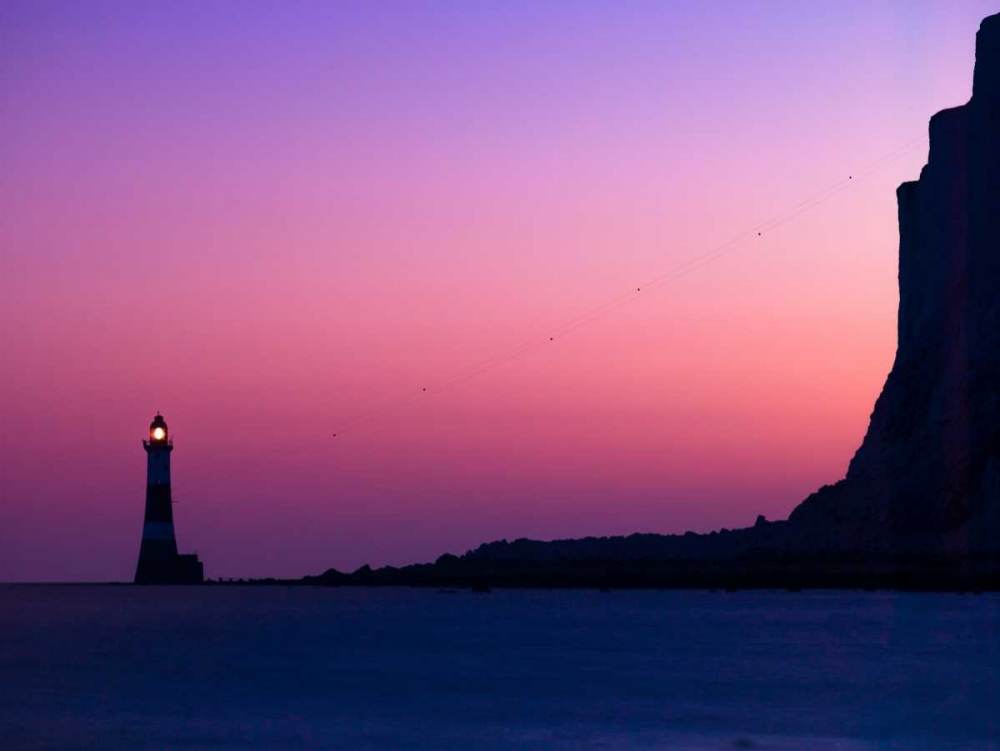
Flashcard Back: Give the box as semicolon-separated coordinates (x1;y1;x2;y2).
134;413;204;584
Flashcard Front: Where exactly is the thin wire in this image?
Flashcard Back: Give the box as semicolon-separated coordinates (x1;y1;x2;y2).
170;136;924;500
331;136;923;437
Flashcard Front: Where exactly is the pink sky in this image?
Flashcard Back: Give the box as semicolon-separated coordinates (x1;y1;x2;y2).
2;1;997;581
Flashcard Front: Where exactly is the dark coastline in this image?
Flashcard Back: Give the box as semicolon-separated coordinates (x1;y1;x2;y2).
161;552;1000;592
13;553;1000;590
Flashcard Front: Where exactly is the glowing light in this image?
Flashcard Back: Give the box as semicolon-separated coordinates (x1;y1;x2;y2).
152;427;166;441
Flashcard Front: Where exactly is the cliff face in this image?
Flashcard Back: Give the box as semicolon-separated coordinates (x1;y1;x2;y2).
790;14;1000;553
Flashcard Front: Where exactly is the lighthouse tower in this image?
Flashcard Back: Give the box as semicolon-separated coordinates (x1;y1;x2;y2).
134;414;204;584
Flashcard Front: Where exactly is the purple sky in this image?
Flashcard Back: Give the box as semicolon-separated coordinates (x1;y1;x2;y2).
2;1;997;581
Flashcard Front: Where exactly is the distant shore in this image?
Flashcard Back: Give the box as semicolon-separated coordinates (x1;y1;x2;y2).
225;553;1000;592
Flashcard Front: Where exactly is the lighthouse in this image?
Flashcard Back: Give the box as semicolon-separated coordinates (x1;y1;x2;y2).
134;413;204;584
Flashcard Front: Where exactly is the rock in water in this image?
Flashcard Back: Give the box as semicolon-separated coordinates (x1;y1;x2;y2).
790;14;1000;555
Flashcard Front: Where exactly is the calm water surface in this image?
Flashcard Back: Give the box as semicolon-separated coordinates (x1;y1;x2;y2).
0;586;997;750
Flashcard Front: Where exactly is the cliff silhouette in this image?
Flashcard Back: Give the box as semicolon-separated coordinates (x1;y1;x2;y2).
305;13;1000;591
789;13;1000;557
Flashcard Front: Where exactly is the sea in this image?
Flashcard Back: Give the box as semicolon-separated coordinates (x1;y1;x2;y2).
0;586;997;750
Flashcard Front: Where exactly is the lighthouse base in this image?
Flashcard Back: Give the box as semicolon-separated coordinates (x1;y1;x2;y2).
134;553;204;585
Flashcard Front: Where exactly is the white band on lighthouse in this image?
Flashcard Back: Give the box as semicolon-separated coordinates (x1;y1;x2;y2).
142;522;177;540
147;451;171;485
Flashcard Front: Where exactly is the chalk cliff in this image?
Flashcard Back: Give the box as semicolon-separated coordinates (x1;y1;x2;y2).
789;13;1000;554
305;14;1000;590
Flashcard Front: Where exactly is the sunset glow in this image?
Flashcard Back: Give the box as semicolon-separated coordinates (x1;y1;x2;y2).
2;0;998;581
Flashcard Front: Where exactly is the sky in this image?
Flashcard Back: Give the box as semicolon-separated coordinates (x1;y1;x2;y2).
2;0;997;581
